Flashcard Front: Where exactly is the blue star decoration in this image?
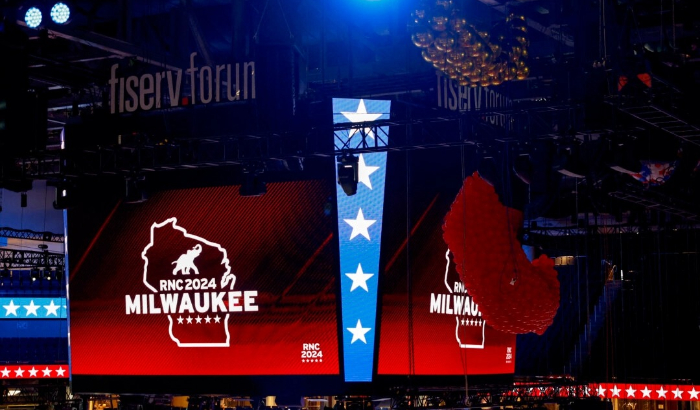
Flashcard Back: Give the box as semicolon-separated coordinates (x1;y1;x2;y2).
332;98;390;382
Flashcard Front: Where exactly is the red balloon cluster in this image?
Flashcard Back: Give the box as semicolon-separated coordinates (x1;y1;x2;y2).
442;172;559;335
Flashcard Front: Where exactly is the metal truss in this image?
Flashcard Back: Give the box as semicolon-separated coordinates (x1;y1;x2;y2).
0;382;74;407
0;249;65;269
16;102;584;179
0;227;65;243
388;383;594;409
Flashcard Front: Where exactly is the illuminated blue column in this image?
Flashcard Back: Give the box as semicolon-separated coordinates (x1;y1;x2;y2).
332;98;390;382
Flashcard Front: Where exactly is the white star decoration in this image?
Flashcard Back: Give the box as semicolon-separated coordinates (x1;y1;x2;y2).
596;385;606;397
611;385;621;397
42;367;52;377
55;367;66;377
14;368;24;377
641;386;652;398
357;154;379;190
657;386;667;398
344;208;376;240
23;300;40;316
347;319;371;344
626;385;636;398
341;99;383;140
1;368;9;377
28;367;38;377
345;264;374;292
673;388;684;399
690;388;699;400
3;300;19;317
43;300;60;316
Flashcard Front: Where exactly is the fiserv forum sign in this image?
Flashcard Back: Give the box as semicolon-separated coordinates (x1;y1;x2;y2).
108;52;255;114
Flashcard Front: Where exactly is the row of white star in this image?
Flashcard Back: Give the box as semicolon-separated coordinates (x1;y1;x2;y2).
459;318;483;326
2;300;64;317
176;315;222;324
301;359;323;363
1;366;67;378
596;384;700;399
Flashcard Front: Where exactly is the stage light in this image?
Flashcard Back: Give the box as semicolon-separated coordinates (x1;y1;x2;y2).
50;2;70;24
30;268;41;282
239;171;267;197
52;180;74;209
24;7;42;29
43;268;52;280
337;153;359;196
125;174;148;203
54;267;63;281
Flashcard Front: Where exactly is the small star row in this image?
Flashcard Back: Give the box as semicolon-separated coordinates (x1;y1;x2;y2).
459;318;483;326
176;315;222;324
301;359;323;363
1;365;67;379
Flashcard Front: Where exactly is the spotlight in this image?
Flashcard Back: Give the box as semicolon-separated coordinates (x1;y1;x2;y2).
44;269;52;280
30;269;41;282
24;7;42;29
52;181;74;209
54;267;64;281
50;2;70;24
337;153;359;196
125;174;148;203
239;169;267;197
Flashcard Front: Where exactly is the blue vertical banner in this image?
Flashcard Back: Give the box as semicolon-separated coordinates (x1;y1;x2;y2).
332;98;390;382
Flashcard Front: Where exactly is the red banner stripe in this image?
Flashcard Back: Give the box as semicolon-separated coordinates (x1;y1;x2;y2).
590;383;700;401
0;365;68;379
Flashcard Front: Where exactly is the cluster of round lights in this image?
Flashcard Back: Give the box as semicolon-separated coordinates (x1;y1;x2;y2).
24;2;71;29
410;0;531;87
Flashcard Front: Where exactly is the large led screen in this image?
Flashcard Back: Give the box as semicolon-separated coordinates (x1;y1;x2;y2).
69;180;339;376
377;148;516;375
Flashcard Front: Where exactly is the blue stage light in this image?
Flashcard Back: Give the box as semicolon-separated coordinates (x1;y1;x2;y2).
24;7;42;29
50;2;70;24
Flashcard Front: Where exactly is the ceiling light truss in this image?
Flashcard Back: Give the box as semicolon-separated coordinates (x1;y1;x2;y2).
0;227;65;243
0;249;65;269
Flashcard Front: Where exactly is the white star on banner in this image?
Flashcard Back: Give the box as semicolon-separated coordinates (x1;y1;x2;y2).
3;300;19;317
641;386;652;398
596;385;606;397
214;315;221;323
345;264;374;292
357;154;379;190
626;386;636;398
205;315;212;323
657;386;667;399
195;316;202;324
689;388;700;400
28;367;38;377
341;99;383;140
24;300;40;317
42;367;52;377
177;316;184;324
673;388;684;399
14;367;24;377
186;316;193;324
347;319;371;344
1;368;9;378
43;300;60;317
55;367;66;377
344;208;376;240
611;385;621;397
